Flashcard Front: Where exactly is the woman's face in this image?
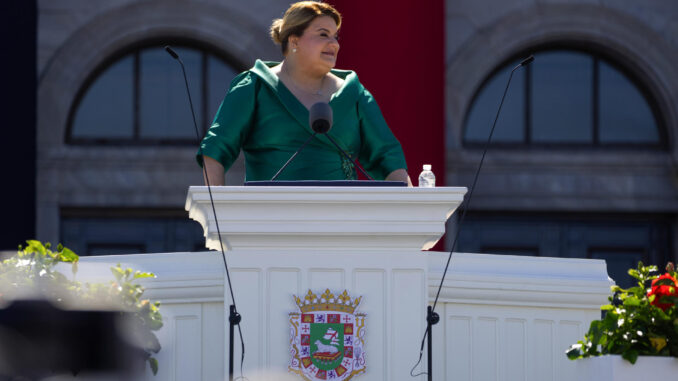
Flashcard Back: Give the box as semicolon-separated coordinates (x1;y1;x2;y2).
290;16;340;71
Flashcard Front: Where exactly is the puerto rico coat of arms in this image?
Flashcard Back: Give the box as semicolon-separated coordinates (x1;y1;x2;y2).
289;289;366;380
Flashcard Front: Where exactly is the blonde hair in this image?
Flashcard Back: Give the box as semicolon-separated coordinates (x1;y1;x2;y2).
270;1;342;54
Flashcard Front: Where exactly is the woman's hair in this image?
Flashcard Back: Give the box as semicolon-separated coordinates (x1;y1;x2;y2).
270;1;342;55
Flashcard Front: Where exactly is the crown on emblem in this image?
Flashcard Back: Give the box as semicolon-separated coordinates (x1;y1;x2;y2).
294;289;362;314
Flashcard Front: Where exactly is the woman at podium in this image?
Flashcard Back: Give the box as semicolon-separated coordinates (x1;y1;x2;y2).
197;1;411;185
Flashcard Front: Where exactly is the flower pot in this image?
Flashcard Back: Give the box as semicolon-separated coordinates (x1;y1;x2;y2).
576;355;678;381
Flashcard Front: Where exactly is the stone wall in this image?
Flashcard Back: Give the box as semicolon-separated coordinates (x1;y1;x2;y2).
36;0;678;260
36;0;289;241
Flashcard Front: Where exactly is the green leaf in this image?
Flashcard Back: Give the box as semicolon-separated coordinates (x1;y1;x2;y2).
589;321;603;345
110;265;124;281
601;305;614;311
149;319;164;331
58;248;79;263
566;344;582;360
26;240;46;256
133;271;156;280
654;278;677;287
149;357;158;375
622;349;638;364
623;296;640;307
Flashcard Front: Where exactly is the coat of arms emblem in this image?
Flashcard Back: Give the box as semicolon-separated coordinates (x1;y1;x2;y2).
289;289;366;380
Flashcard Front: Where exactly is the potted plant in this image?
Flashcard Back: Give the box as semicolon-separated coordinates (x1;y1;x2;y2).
566;261;678;379
0;240;163;376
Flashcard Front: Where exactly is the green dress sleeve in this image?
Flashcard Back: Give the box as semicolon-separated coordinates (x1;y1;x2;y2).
357;87;408;180
196;71;258;171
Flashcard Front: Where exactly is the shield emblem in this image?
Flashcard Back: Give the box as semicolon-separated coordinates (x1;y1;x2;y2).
290;289;366;381
310;323;344;370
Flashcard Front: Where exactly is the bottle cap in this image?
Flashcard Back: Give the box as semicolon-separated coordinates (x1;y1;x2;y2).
423;164;432;171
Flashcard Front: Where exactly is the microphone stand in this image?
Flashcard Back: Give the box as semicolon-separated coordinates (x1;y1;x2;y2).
271;132;318;180
426;305;439;381
165;45;243;381
412;55;534;381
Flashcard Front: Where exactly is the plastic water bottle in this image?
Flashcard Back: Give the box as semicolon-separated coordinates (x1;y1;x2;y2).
418;164;436;187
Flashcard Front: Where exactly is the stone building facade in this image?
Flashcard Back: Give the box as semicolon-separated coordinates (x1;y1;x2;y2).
36;0;678;283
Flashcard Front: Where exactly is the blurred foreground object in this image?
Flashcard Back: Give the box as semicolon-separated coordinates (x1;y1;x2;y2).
0;299;139;379
0;241;163;377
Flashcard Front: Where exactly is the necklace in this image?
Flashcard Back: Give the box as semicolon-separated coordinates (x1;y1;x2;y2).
282;65;325;96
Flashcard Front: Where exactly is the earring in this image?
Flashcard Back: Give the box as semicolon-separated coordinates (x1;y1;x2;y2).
292;47;297;53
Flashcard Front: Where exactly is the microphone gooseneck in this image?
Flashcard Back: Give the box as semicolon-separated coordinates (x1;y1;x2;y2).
270;102;335;180
165;45;245;381
270;132;318;181
410;55;535;380
272;102;374;181
309;102;374;180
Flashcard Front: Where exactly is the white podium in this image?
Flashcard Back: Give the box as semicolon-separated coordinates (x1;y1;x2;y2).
185;185;466;380
68;185;611;381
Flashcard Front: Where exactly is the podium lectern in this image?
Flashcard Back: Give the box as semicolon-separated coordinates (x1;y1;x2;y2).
66;185;610;381
185;186;466;380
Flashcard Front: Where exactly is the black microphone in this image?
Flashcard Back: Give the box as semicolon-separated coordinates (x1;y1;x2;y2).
309;101;332;133
165;46;179;60
165;45;244;381
271;102;374;181
520;55;534;66
270;102;334;180
309;102;374;180
411;55;535;380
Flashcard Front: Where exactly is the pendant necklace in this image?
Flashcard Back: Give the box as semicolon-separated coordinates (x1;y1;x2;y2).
283;66;325;97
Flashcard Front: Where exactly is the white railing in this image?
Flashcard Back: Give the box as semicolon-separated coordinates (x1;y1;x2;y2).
68;250;611;381
428;252;611;381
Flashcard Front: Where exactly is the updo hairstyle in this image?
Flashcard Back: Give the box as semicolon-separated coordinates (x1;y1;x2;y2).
270;1;342;55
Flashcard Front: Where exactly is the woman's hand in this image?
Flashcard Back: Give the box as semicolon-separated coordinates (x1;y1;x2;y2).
385;169;413;187
202;155;225;186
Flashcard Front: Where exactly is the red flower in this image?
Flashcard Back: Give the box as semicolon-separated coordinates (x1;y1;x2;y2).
647;273;678;311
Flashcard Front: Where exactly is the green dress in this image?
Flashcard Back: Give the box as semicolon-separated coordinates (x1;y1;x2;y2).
197;60;407;181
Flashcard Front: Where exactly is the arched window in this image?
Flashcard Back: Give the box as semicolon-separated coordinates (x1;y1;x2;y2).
67;43;243;144
464;49;665;148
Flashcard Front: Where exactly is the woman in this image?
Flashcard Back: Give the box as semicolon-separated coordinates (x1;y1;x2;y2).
198;1;411;185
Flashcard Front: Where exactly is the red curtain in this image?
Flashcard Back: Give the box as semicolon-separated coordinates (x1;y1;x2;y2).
332;0;445;187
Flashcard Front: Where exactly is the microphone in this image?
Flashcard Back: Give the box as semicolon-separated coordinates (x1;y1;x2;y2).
165;45;244;381
271;102;374;181
270;102;333;180
309;102;374;180
309;102;332;133
165;46;179;60
520;55;534;67
411;55;535;380
271;102;332;180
